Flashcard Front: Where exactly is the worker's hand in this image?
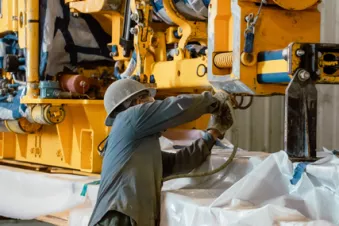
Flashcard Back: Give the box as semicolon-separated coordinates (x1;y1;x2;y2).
212;91;230;114
207;91;234;139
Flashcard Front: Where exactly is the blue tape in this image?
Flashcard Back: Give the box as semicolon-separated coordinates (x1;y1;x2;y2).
290;162;309;185
80;180;101;196
111;45;118;54
150;74;156;83
151;0;164;12
244;32;254;53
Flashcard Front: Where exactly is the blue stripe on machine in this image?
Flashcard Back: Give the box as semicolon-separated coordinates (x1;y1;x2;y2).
257;72;291;84
202;0;210;7
257;50;283;62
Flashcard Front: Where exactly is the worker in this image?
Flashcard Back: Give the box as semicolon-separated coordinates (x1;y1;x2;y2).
88;79;234;226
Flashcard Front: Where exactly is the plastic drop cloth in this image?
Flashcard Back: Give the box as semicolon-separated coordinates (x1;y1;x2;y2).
0;130;339;226
39;0;113;78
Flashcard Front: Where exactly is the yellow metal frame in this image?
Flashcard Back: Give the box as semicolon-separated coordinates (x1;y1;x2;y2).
208;0;321;95
0;0;333;173
288;42;339;84
3;100;108;173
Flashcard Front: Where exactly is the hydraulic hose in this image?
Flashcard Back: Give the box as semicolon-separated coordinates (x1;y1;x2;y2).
114;51;137;79
163;99;239;182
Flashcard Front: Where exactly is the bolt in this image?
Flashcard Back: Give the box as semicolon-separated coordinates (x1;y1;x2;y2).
72;12;79;18
130;27;138;35
296;49;305;57
131;13;139;22
316;69;321;76
178;27;183;33
298;69;310;81
110;51;118;57
123;49;128;57
80;81;87;87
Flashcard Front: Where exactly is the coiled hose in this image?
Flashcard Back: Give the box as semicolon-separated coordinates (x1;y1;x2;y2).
162;99;239;182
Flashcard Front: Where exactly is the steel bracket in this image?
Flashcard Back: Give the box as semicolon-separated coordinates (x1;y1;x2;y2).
284;68;318;161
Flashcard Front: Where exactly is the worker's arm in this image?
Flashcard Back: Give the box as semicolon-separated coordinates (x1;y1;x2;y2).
132;91;220;138
161;131;218;178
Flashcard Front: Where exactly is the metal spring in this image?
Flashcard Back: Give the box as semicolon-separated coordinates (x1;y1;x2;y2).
229;94;254;110
213;52;233;69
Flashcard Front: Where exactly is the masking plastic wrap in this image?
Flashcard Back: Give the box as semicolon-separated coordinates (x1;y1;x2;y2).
0;130;338;226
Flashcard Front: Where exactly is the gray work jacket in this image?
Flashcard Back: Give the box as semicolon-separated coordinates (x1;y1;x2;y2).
88;92;219;226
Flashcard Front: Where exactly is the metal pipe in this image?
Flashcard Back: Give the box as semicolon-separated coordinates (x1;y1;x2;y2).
4;118;42;134
119;0;135;57
0;121;10;132
11;73;26;86
113;51;137;79
30;105;66;125
26;0;40;98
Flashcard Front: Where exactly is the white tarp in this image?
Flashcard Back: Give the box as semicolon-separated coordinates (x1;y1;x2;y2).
0;130;338;226
39;0;113;78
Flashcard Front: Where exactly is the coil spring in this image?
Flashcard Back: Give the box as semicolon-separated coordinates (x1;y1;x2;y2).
214;52;233;69
229;94;254;110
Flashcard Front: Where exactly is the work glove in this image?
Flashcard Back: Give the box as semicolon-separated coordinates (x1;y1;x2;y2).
207;91;234;139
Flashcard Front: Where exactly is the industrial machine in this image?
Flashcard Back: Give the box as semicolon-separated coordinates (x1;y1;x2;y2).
0;0;333;173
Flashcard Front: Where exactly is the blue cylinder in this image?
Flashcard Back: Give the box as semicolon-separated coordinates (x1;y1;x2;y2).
257;73;291;84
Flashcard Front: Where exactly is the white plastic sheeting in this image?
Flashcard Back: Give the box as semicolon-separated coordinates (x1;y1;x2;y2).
161;150;339;226
0;167;95;219
39;0;112;78
0;130;338;225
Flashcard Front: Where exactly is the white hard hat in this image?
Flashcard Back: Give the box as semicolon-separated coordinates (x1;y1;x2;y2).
104;79;156;126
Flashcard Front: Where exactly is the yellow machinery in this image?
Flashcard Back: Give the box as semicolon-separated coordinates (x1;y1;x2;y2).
0;0;334;173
